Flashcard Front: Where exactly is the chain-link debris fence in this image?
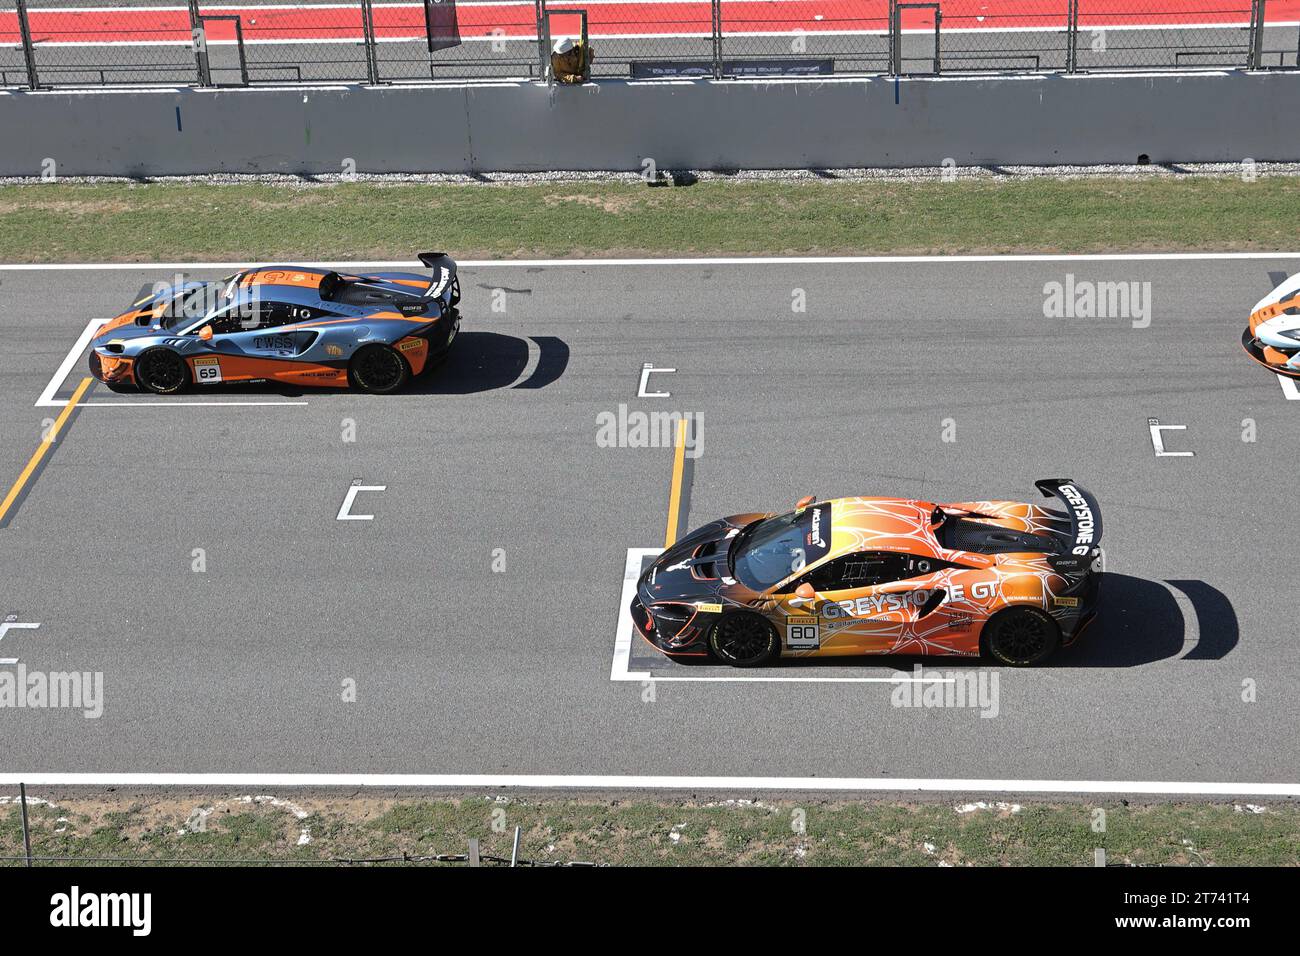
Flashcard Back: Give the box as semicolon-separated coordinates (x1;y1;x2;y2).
0;0;1291;87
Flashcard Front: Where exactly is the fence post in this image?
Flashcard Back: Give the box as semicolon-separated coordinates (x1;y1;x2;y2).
360;0;381;83
19;783;32;867
535;0;549;79
1248;0;1266;69
1066;0;1078;73
889;0;901;75
14;0;39;89
711;0;722;79
186;0;211;86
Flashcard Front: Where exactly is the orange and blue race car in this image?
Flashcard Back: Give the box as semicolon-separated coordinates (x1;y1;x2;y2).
632;478;1103;667
88;253;461;394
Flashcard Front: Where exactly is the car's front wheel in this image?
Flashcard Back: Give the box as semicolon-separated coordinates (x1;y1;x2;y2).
349;344;410;394
982;606;1061;667
708;612;780;667
133;348;190;395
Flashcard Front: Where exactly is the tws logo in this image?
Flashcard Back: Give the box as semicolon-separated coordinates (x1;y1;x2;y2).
49;886;151;937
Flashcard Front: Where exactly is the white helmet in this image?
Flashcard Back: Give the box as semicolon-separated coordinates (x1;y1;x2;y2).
553;37;576;55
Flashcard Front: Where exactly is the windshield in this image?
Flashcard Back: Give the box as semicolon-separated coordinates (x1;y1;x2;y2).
159;281;228;331
731;503;833;591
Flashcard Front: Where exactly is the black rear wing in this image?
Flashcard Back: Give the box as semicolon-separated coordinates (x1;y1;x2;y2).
417;251;458;299
1034;478;1102;574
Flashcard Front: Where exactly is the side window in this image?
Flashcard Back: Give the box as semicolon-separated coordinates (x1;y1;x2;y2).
209;300;327;332
795;552;939;591
205;306;248;335
261;302;326;328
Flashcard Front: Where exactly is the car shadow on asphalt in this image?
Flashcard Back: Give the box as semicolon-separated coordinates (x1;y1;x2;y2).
1054;575;1239;667
405;332;569;394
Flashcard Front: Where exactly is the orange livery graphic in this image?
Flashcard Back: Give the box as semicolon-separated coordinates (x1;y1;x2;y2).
631;479;1103;667
87;253;461;395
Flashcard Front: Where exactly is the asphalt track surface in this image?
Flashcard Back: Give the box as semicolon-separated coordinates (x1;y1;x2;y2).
0;254;1298;790
1;1;1295;85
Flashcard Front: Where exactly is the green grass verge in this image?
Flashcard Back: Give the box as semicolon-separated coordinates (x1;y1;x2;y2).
3;794;1297;866
1;176;1297;262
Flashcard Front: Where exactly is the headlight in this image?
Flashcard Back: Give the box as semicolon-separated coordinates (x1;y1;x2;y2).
648;604;693;638
1279;328;1300;342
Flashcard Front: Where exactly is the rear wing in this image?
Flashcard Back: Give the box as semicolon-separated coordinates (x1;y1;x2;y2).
1034;478;1102;574
417;252;458;301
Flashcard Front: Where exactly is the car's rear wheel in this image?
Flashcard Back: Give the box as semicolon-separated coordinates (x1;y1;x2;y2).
349;344;410;394
133;348;190;395
982;606;1060;667
708;612;779;667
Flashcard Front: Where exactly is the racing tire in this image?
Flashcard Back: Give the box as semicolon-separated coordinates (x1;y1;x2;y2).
133;348;191;395
708;612;780;667
982;606;1061;667
349;344;410;394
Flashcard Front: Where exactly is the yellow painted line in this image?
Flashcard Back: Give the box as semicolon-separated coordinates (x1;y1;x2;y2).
0;376;93;525
664;416;688;548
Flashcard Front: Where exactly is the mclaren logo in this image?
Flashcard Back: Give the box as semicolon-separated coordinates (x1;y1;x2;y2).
809;507;826;549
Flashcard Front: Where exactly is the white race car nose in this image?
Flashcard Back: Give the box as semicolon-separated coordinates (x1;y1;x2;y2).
1256;315;1300;351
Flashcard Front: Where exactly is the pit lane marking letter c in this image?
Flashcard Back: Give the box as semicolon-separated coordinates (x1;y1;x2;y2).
1148;418;1194;457
337;480;387;521
0;618;40;665
638;363;675;398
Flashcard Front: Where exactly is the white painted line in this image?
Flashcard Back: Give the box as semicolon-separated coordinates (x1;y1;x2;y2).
1278;374;1300;400
2;773;1299;796
612;547;954;684
612;547;655;681
6;252;1300;271
1163;582;1200;657
510;336;542;388
35;319;105;407
0;621;40;665
78;401;310;407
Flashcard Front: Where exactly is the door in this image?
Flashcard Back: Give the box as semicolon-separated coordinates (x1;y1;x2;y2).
773;551;944;655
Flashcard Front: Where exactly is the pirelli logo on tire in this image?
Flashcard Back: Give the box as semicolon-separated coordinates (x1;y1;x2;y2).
786;615;820;650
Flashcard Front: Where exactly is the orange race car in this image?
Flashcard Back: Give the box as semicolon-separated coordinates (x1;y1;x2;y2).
1243;272;1300;378
631;478;1102;667
88;253;461;395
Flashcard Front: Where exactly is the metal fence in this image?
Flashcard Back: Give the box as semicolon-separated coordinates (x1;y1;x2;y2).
0;0;1293;88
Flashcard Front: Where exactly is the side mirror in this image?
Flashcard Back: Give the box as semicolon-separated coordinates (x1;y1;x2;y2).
198;325;214;342
795;583;816;600
795;494;816;509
